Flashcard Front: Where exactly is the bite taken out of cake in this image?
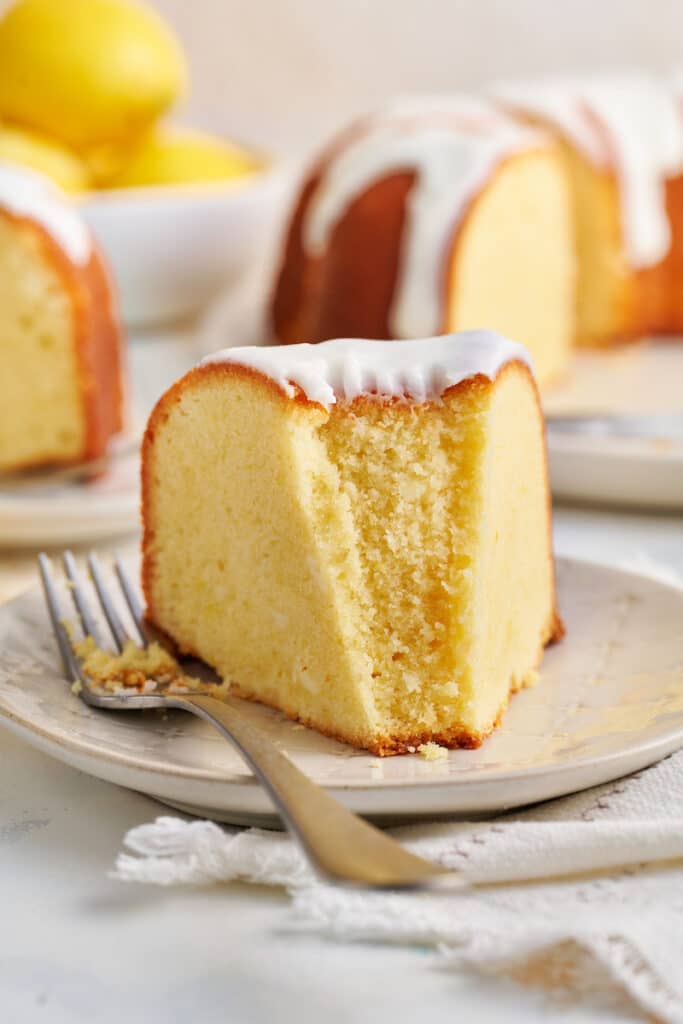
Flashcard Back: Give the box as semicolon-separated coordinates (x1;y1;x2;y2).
0;164;124;474
141;331;563;756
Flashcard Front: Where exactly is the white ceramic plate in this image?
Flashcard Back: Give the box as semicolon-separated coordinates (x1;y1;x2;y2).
544;341;683;509
0;437;140;547
0;557;681;827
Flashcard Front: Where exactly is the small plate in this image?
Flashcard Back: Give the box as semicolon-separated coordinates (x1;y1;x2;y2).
547;432;683;510
0;438;140;547
544;341;683;509
0;558;681;827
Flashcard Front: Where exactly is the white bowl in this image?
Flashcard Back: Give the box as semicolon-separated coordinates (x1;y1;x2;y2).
78;164;293;329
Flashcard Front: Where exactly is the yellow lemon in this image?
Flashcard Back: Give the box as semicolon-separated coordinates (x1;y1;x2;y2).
83;140;139;186
108;127;258;188
0;122;90;191
0;0;187;148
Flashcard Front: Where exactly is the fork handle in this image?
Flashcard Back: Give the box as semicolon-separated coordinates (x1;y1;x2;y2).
170;694;462;890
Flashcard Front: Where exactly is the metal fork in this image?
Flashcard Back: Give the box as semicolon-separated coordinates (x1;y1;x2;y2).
38;551;465;891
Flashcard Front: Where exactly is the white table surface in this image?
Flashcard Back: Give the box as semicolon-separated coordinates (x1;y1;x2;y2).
2;331;681;1024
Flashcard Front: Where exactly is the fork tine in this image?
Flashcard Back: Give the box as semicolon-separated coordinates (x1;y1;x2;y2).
87;551;130;653
113;553;148;647
62;550;104;647
37;553;87;686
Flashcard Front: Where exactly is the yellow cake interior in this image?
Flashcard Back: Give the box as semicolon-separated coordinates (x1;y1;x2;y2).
144;360;558;755
492;111;632;349
565;144;633;346
445;148;575;385
0;212;84;472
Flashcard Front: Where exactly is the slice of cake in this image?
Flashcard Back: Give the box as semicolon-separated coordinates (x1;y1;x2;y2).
141;331;563;756
0;164;124;473
271;97;575;386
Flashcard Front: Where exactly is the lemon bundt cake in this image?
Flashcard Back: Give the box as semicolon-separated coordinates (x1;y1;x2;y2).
141;331;562;756
271;98;575;386
0;165;124;473
496;74;683;346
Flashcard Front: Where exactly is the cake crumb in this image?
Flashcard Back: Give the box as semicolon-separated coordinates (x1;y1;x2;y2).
70;679;82;696
292;724;306;731
417;741;448;761
71;636;220;697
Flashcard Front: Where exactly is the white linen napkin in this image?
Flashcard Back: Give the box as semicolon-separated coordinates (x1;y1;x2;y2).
114;555;683;1023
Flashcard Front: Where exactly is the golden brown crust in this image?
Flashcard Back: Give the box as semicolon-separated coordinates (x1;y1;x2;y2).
635;172;683;335
271;116;393;346
232;683;489;756
272;166;415;345
75;246;125;459
2;209;124;470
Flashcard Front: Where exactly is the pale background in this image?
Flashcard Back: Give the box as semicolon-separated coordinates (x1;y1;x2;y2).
0;0;679;153
148;0;682;154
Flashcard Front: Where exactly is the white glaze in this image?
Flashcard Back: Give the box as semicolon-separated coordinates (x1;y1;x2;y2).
302;99;541;338
202;331;532;409
495;75;683;268
0;163;90;264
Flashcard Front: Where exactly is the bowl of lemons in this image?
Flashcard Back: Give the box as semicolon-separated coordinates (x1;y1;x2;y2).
0;0;291;327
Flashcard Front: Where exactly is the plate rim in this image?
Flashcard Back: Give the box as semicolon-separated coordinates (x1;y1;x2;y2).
1;693;681;796
547;432;683;463
0;439;140;545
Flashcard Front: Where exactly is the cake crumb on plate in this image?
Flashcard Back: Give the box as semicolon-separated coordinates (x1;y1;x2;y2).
417;741;448;761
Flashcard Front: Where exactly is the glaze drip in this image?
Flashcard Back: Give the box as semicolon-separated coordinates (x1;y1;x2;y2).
495;74;683;267
301;98;542;338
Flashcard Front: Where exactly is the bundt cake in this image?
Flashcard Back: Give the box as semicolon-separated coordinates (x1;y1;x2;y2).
141;331;562;756
0;164;124;473
496;74;683;346
271;97;575;386
272;78;683;379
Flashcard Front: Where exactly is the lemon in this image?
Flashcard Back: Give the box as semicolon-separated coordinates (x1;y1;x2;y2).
0;0;187;148
108;126;257;188
83;140;137;186
0;123;90;191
